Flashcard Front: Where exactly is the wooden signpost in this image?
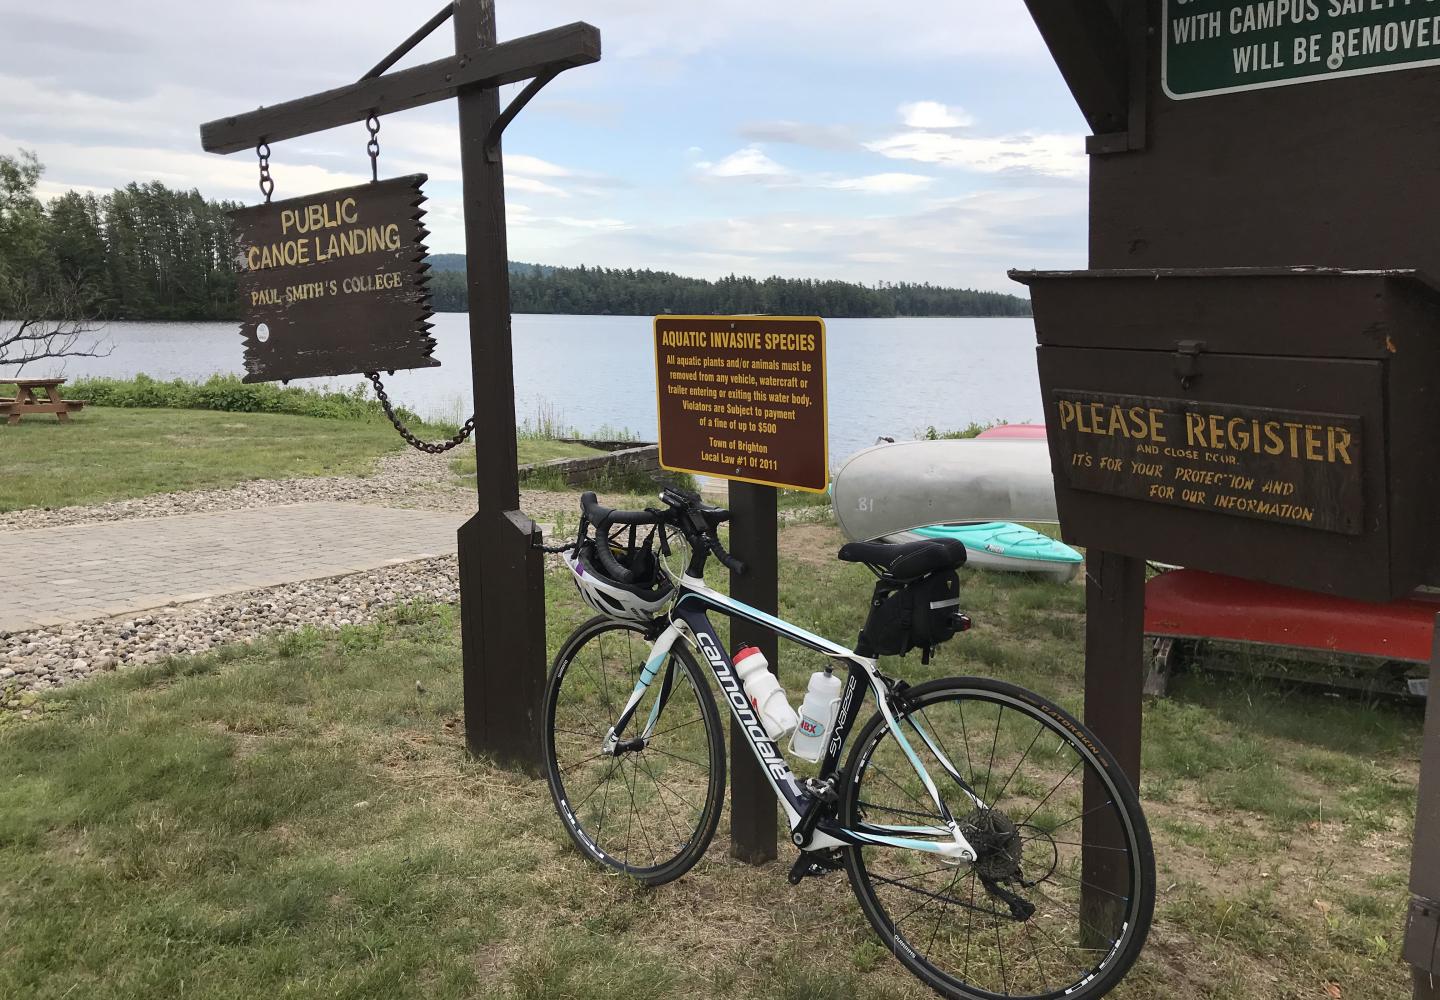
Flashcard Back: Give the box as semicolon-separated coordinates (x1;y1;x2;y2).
231;176;438;382
1022;3;1440;994
201;1;600;773
654;315;828;862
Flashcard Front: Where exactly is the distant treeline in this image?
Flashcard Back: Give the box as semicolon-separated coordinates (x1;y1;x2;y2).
428;262;1032;318
8;158;1031;320
7;168;240;321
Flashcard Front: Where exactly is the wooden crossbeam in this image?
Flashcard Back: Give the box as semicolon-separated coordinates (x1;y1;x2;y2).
199;21;599;154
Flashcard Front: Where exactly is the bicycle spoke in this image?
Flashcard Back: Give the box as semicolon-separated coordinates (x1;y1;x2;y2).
571;758;621;811
855;799;944;822
636;752;691;852
1017;756;1084;829
646;716;704;741
988;721;1044;809
995;910;1009;995
1043;868;1131;901
559;750;610;775
868;762;931;813
845;685;1151;1000
547;622;723;884
982;703;1003;802
645;744;709;771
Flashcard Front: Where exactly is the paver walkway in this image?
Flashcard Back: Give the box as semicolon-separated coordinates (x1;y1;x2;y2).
1;502;469;634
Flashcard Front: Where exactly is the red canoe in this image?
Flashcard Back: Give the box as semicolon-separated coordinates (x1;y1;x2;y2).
1146;569;1440;664
976;423;1047;441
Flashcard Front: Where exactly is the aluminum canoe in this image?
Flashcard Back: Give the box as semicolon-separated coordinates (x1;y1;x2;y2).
832;439;1058;542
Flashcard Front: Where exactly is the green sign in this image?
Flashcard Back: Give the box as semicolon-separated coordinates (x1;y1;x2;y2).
1164;0;1440;100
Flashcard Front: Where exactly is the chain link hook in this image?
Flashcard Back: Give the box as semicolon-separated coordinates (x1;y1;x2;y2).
365;113;381;183
256;142;274;203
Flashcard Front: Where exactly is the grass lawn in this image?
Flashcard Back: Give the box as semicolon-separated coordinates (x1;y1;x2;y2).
0;406;607;513
452;438;608;479
0;517;1423;999
0;407;441;512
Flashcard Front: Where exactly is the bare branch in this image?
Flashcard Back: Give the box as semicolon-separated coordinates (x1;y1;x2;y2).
0;271;110;377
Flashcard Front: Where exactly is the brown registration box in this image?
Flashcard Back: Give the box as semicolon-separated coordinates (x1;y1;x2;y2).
1011;267;1440;602
654;316;827;493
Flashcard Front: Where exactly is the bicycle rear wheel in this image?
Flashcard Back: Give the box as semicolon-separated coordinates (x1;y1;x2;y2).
542;616;725;886
841;676;1154;1000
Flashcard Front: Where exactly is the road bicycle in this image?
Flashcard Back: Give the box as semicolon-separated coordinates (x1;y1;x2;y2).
541;487;1154;1000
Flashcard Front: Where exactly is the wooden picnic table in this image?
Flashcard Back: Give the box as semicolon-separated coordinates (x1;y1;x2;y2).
0;377;87;425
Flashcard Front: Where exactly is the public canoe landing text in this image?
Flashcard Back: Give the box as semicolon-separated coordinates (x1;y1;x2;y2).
659;327;817;473
242;195;404;307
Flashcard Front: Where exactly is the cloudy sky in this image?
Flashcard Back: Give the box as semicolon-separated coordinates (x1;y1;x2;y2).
0;1;1087;293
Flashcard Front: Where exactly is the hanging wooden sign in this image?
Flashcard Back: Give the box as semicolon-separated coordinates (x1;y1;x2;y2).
230;174;438;382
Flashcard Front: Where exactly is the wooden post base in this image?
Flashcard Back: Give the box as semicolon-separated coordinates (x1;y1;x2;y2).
1407;618;1440;998
458;510;547;774
1082;549;1146;943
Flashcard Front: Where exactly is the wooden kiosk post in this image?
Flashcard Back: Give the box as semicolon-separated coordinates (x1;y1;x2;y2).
727;482;781;864
1020;2;1440;989
200;1;600;772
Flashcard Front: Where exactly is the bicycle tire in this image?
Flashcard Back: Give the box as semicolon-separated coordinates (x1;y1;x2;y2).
841;676;1154;1000
542;615;726;886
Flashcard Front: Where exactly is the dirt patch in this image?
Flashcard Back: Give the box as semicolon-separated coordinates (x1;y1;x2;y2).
778;522;843;567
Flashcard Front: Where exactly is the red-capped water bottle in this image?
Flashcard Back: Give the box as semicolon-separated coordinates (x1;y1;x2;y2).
733;645;798;741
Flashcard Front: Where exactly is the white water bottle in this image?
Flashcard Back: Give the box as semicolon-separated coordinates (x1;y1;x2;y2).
790;667;844;763
734;645;798;741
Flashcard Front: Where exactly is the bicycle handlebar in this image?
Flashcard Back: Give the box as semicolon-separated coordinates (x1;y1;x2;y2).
708;534;746;576
574;487;743;579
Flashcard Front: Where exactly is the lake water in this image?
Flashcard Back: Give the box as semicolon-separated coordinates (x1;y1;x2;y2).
4;314;1044;461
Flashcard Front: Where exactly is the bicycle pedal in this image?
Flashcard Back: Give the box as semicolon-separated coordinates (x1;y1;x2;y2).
786;849;845;885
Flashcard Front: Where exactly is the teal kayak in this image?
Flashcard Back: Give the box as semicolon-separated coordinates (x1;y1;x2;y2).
886;522;1083;582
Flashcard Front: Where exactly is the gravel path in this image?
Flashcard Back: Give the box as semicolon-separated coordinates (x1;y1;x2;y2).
0;448;581;531
0;446;830;714
0;556;464;711
0;447;594;710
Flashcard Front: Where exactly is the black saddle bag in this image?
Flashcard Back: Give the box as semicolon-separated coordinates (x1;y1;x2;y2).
858;569;964;662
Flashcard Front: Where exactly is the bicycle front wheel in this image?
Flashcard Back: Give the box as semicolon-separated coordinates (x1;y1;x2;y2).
542;616;725;886
841;677;1154;1000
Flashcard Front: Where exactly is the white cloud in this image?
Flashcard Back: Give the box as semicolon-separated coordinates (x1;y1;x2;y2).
898;101;974;129
506;154;574;179
700;145;789;179
826;172;933;194
507;177;569;198
866;131;1087;179
738;120;859;151
519;184;1086;291
504;0;1047;61
699;149;932;196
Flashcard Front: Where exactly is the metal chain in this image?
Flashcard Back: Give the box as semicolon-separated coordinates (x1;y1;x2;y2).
257;142;274;203
366;113;381;183
365;371;476;454
538;539;577;554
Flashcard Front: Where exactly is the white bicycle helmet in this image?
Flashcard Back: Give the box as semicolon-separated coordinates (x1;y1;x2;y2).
562;492;675;624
